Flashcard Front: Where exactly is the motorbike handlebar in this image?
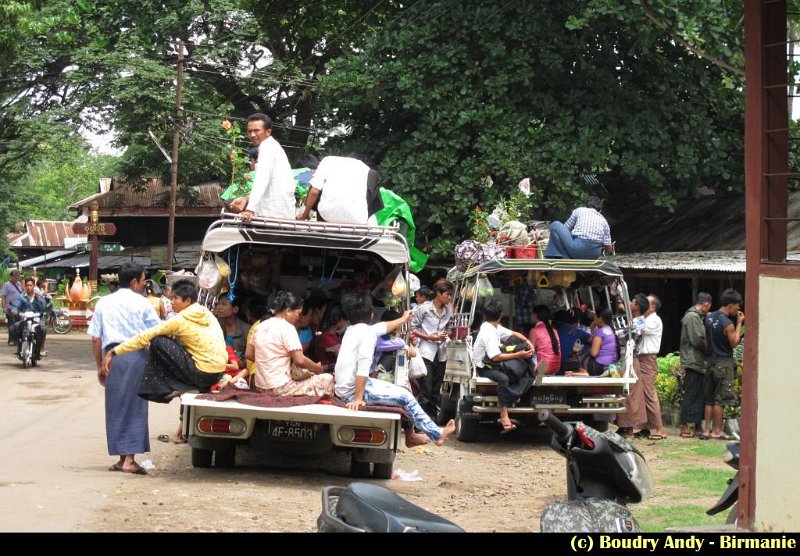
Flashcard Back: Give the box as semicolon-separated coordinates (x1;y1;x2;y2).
538;409;573;444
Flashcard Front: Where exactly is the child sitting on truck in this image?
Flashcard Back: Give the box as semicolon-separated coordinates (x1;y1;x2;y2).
334;291;456;447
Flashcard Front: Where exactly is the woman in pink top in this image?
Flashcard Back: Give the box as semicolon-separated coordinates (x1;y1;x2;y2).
528;305;562;375
246;291;333;397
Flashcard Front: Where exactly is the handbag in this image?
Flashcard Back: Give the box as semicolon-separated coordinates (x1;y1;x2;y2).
290;362;315;381
482;338;532;383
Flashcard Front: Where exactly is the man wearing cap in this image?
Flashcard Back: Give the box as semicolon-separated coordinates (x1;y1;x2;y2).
544;196;613;260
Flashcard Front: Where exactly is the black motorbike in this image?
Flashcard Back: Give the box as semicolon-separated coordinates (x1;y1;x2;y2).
17;311;43;369
317;482;464;532
42;299;72;334
537;409;653;532
706;441;740;524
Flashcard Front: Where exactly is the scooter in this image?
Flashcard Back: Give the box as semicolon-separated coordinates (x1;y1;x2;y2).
537;409;653;532
317;482;464;532
315;411;652;533
706;441;740;524
16;311;43;369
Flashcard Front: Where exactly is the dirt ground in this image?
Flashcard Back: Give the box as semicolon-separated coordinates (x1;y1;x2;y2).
0;332;727;532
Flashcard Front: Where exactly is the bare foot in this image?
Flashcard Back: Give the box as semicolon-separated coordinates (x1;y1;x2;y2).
404;431;431;448
565;370;589;377
435;419;456;446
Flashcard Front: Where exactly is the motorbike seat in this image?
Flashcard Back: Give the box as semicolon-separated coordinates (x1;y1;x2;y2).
336;482;463;532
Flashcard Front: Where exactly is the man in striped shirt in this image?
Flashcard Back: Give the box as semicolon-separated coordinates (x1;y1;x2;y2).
544;196;613;260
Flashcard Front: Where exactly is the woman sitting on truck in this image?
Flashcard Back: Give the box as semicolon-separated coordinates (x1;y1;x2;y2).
247;290;334;397
528;305;561;375
565;308;618;377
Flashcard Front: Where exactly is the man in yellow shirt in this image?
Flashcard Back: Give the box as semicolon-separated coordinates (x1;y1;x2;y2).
101;280;227;403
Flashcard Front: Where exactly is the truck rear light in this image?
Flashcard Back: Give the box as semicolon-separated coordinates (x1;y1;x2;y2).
337;427;387;445
196;417;246;435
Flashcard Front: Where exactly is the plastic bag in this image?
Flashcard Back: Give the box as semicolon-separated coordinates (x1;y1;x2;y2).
197;257;222;290
408;353;428;379
477;274;494;297
391;272;407;297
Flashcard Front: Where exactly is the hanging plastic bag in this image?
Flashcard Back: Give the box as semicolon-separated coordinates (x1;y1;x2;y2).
391;272;408;297
197;257;223;290
408;353;428;379
477;274;494;298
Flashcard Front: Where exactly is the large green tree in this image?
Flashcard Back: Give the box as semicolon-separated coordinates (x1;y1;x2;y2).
319;0;747;257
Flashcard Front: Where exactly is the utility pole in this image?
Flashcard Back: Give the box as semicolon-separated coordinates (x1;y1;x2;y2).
167;39;185;271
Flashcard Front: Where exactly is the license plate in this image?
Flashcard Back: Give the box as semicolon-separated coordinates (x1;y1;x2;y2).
268;420;319;441
530;392;567;405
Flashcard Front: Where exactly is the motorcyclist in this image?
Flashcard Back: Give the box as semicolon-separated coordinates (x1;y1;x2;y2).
11;277;47;358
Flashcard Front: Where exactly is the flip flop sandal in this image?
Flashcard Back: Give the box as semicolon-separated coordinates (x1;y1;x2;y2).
500;423;518;434
157;434;170;443
680;431;695;438
108;463;124;472
122;466;148;475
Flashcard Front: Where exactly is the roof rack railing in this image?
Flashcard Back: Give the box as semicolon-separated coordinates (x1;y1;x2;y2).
211;210;402;238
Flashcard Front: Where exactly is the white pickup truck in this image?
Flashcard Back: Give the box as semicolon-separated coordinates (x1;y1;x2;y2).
180;214;413;479
440;258;638;441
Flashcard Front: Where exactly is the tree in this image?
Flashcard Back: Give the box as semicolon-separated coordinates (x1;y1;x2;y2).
319;0;747;257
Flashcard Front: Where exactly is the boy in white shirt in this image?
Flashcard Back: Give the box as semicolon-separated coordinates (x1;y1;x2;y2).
335;291;456;446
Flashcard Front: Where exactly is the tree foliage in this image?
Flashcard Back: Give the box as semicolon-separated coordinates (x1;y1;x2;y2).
320;0;746;257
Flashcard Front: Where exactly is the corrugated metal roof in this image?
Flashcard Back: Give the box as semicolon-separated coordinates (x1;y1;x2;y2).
10;221;85;249
69;177;224;214
612;250;800;273
608;191;800;253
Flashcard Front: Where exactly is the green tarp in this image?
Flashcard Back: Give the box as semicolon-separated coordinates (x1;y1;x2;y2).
374;188;429;273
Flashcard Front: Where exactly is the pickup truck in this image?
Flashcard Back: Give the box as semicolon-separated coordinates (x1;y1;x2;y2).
180;213;413;478
439;257;638;441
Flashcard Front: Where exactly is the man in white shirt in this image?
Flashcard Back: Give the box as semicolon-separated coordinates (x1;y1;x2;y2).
635;294;667;440
473;300;533;433
335;291;455;447
297;155;376;224
230;113;296;221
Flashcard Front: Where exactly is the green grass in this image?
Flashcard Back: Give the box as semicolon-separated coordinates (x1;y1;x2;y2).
662;467;733;495
659;439;729;460
637;504;728;532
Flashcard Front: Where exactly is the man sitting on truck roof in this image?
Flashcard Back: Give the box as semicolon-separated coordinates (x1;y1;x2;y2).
229;113;296;222
544;196;614;260
334;291;456;447
297;155;383;225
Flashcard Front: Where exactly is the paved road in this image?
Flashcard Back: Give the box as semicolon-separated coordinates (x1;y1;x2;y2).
0;332;176;532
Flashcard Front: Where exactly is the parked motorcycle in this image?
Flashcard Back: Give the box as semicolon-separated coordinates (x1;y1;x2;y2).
17;311;43;369
42;299;72;334
316;411;652;533
317;482;464;532
537;409;653;532
706;441;740;524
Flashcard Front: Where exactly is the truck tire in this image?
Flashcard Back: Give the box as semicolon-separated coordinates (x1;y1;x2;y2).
372;462;394;480
455;399;479;442
437;385;459;426
350;457;371;478
191;447;213;468
214;444;236;468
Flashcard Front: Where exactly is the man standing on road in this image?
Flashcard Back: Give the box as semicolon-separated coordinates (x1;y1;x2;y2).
229;113;296;221
701;288;744;441
635;294;668;440
2;270;23;345
88;262;160;476
679;292;712;439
